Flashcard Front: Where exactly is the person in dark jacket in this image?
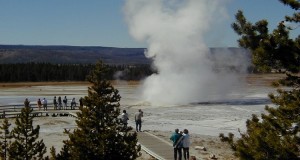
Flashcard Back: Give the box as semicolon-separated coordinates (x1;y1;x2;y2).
53;96;58;110
63;96;68;110
24;98;30;107
134;109;143;132
170;128;183;160
58;96;62;110
79;97;83;107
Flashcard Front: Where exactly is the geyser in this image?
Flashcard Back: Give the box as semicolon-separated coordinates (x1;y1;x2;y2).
124;0;250;105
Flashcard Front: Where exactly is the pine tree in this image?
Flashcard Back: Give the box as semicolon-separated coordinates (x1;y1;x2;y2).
231;2;300;73
49;146;57;160
220;0;300;159
0;118;12;159
8;101;47;160
57;61;140;160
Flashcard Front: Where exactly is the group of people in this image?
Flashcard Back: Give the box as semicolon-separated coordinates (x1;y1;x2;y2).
36;98;48;111
51;96;80;110
120;109;143;132
31;96;84;111
170;128;191;160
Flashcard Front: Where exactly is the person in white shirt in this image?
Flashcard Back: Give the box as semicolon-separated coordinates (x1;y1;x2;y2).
121;110;129;128
182;129;190;160
42;98;47;111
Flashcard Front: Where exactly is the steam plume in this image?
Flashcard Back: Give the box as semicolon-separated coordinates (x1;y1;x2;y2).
124;0;249;105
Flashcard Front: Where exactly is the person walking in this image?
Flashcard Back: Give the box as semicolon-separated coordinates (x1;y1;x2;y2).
121;110;129;128
170;128;183;160
42;98;47;111
134;109;143;132
182;129;190;160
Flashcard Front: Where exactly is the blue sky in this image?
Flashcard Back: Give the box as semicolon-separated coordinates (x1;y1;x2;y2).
0;0;296;48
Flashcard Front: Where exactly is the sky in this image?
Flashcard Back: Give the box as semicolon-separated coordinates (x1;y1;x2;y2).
0;0;297;48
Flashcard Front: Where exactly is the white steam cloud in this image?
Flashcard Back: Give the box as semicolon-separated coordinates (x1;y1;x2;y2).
124;0;249;105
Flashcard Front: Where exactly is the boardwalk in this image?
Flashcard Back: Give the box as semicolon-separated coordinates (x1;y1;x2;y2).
137;132;174;160
0;103;79;118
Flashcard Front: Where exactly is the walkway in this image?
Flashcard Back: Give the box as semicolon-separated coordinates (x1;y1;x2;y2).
137;131;174;160
0;103;79;118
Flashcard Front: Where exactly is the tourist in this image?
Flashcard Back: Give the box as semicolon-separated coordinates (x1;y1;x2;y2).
170;128;183;160
70;98;76;109
24;98;30;107
58;96;62;110
37;98;42;110
121;110;129;128
63;96;68;110
134;109;143;132
53;96;58;110
79;97;83;108
42;98;47;111
182;129;190;160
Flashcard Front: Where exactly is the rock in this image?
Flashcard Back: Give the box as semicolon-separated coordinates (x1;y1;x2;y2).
209;154;217;159
190;156;197;160
195;146;206;151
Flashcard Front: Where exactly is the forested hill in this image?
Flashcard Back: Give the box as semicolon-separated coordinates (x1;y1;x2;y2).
0;45;249;65
0;45;150;65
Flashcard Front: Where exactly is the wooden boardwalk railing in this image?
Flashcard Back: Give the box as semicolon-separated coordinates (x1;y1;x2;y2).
0;103;79;118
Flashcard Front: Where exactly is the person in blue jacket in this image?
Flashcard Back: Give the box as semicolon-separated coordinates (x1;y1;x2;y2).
170;128;183;160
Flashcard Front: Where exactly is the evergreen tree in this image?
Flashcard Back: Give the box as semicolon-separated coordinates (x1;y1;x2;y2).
55;144;71;160
220;0;300;159
231;2;300;73
8;101;47;160
0;118;12;159
57;61;140;160
49;146;57;160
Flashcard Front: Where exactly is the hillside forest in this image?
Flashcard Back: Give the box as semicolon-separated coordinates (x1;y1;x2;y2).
0;63;154;82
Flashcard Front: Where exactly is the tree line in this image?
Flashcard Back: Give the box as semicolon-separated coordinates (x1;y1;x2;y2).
0;63;154;82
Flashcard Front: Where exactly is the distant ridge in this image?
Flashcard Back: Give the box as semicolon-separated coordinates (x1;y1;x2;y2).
0;45;150;65
0;45;248;65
